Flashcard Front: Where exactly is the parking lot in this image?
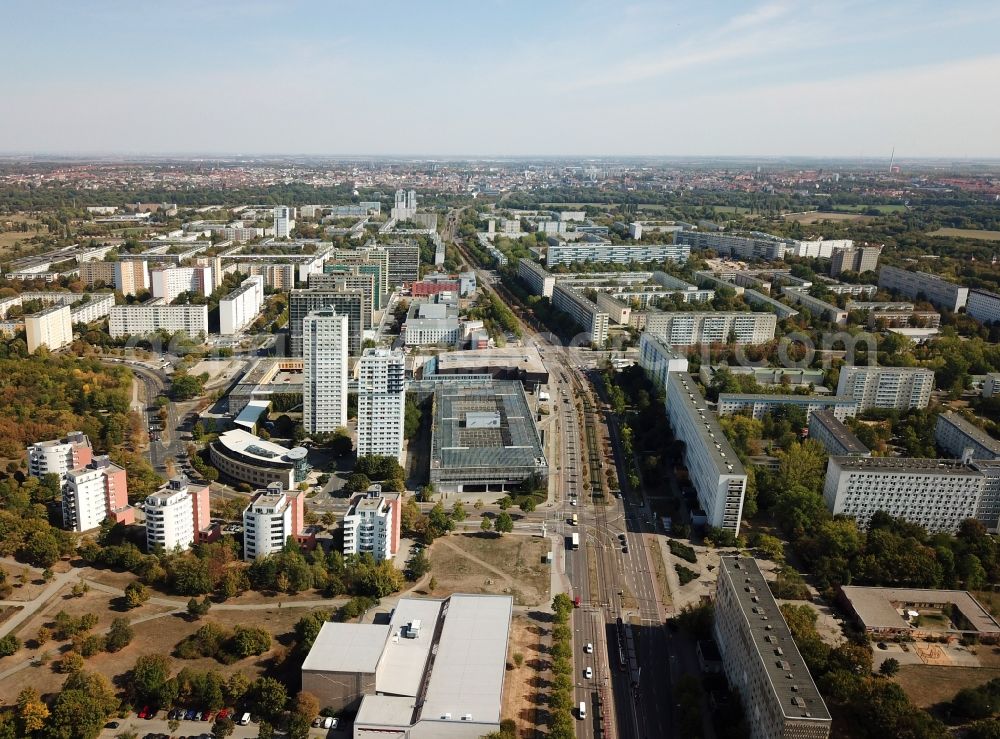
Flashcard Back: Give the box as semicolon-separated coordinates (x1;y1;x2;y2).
100;713;344;738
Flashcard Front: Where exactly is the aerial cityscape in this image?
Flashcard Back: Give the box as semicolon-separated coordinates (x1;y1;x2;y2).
2;2;1000;739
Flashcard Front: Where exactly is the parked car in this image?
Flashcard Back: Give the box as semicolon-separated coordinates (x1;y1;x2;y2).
313;717;324;727
323;716;334;729
185;708;198;720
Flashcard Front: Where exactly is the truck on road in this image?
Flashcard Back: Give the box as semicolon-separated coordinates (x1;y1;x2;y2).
571;532;580;549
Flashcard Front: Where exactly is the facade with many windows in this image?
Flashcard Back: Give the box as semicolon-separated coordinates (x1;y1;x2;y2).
144;477;210;552
836;365;935;411
644;311;776;346
356;348;406;462
822;456;986;533
878;265;968;312
714;557;832;739
242;483;307;560
342;487;401;562
303;308;349;433
935;411;1000;461
666;373;747;535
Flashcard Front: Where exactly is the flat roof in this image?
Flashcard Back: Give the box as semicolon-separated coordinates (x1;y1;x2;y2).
431;381;547;473
356;696;417;727
809;410;869;455
435;346;547;377
377;598;444;697
302;622;391;673
419;594;513;724
668;374;746;478
719;557;831;723
831;456;982;476
215;428;306;464
840;586;1000;635
938;411;1000;456
718;393;857;406
234;400;270;430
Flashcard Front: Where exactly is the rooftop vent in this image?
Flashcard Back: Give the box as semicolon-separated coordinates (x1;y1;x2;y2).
462;714;473;721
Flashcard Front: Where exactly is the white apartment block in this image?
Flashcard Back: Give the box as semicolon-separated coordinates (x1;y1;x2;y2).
551;284;610;346
62;456;129;532
26;304;73;353
638;332;689;393
983;373;1000;399
27;432;92;481
384;244;421;286
219;275;265;335
780;288;847;325
109;302;209;338
403;302;461;347
303;308;349;433
356;348;406;462
878;265;969;312
644;311;776;346
516;258;555;298
717;394;858;422
823;456;986;533
545;242;689;267
836;365;935;411
935;411;1000;461
150;265;213;303
13;291;114;325
342;488;400;562
714;557;832;739
676;231;789;261
144;477;209;552
666;373;747;535
114;260;150;296
273;205;295;238
966;289;1000;325
242;483;306;561
595;292;631;325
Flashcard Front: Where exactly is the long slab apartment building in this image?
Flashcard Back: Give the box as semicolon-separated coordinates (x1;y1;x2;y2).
836;365;935;411
551;283;610;345
544;241;689;267
714;557;831;739
666;373;747;535
878;265;969;312
645;311;777;346
676;230;852;261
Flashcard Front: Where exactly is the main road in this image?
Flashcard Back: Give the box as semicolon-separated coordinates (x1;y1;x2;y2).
448;218;677;738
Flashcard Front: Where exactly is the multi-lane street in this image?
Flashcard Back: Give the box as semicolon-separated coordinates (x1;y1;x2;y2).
450;224;678;738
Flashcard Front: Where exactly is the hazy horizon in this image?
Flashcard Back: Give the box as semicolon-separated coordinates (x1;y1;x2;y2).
4;0;1000;158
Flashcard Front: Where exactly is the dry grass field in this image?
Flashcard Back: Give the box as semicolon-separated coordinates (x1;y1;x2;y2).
783;211;874;224
502;612;553;737
929;227;1000;241
895;663;1000;709
428;533;550;606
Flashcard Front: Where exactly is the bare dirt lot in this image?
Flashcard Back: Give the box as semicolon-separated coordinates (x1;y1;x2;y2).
428;533;550;606
783;211;874;224
502;611;552;738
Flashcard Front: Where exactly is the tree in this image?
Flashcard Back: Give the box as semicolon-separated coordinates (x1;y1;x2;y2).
494;512;514;535
451;501;467;521
16;687;49;733
233;626;272;657
188;596;212;619
879;657;900;677
345;472;372;493
406;548;431;580
56;650;84;674
130;653;177;707
256;722;275;739
480;516;493;533
0;634;20;657
105;616;134;652
213;715;236;738
226;671;252;705
249;677;288;719
294;691;320;719
497;495;512;510
124;581;150;609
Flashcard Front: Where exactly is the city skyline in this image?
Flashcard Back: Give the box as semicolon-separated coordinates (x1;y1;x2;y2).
3;0;999;157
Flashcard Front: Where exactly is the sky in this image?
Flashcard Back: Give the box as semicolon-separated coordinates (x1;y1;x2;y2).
3;0;1000;158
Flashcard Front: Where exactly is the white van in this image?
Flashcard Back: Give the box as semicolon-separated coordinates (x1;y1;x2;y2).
239;712;251;726
578;701;587;720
